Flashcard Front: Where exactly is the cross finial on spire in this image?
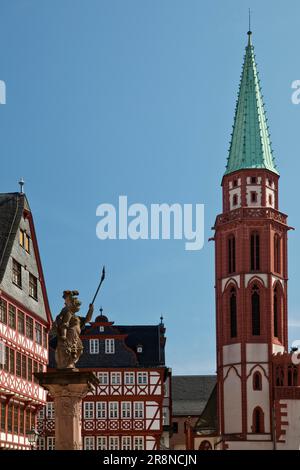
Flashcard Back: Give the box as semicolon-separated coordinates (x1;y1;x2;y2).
247;9;252;45
100;306;103;315
18;177;25;194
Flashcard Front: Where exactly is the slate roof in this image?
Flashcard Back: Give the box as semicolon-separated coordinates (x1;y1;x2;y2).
194;384;218;434
0;193;26;282
172;375;217;416
49;318;166;369
225;32;278;176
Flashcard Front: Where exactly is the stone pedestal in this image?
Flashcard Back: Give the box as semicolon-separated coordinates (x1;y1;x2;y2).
36;370;98;450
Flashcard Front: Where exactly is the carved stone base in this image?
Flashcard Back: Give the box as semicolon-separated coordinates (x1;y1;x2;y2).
35;370;98;450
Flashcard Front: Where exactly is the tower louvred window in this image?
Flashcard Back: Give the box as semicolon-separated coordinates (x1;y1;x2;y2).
251;285;261;336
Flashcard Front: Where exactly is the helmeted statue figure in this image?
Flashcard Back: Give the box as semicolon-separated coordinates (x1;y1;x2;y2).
51;290;94;369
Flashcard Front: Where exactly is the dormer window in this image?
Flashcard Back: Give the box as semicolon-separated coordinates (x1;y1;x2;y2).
137;345;143;353
99;326;104;332
90;339;99;354
105;338;115;354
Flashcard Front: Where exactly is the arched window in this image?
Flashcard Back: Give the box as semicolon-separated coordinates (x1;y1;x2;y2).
228;235;236;274
273;286;278;338
274;234;281;274
251;232;260;271
252;407;264;433
253;371;262;391
252;284;260;336
199;440;212;450
230;287;237;338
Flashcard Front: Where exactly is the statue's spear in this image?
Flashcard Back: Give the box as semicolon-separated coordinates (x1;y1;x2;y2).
91;266;106;305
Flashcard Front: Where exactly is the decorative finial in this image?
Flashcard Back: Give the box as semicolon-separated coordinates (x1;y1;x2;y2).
247;8;252;42
100;306;103;316
160;315;164;324
18;177;25;194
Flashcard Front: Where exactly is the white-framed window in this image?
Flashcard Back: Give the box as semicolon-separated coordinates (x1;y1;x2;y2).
46;402;55;419
84;401;94;419
47;437;55;450
121;402;131;419
124;372;135;385
137;372;148;385
96;401;107;419
37;407;45;419
134;436;144;450
98;372;109;385
122;436;131;450
134;402;144;419
105;338;115;354
89;339;99;354
97;436;107;450
111;372;121;385
84;436;95;450
36;437;45;450
109;402;119;419
109;436;119;450
99;326;104;332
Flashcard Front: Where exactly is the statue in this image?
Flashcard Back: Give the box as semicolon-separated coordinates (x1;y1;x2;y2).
51;267;105;370
52;290;94;369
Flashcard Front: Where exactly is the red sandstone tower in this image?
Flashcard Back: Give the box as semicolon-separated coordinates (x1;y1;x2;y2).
214;30;290;449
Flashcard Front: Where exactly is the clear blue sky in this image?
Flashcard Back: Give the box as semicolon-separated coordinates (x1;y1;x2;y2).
0;0;299;375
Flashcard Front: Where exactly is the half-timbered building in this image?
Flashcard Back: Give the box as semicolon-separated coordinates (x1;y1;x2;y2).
0;190;51;449
37;310;171;450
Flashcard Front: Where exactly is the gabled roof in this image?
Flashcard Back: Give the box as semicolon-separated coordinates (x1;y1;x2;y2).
0;193;27;282
0;191;52;325
224;31;279;176
172;375;217;416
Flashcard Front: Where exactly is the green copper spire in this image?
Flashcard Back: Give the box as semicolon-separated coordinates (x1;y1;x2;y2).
224;31;279;176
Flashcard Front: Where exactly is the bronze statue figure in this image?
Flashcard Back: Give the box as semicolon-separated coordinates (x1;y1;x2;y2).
52;290;94;369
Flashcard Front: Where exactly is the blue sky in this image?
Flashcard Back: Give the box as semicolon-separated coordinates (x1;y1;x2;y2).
0;0;299;375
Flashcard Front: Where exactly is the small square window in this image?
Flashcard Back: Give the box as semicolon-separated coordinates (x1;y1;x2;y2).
99;326;104;332
251;176;257;184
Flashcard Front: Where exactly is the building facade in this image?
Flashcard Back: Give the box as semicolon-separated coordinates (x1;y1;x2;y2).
0;191;51;449
37;311;171;450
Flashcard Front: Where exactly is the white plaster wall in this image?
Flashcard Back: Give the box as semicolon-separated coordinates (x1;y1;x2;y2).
277;400;300;450
272;344;284;354
223;367;242;434
222;275;240;293
246;343;268;362
246;185;262;207
266;187;275;208
246;365;270;433
245;273;268;288
226;441;273;450
223;344;241;365
229;187;241;210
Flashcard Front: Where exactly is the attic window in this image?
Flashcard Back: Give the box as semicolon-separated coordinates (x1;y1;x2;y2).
19;230;30;253
99;326;104;332
137;345;143;353
251;177;257;184
233;179;238;187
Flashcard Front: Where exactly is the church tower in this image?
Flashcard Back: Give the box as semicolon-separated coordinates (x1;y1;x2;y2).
214;30;289;449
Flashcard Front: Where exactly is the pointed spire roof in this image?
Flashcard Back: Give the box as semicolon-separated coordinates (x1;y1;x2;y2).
224;31;279;176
